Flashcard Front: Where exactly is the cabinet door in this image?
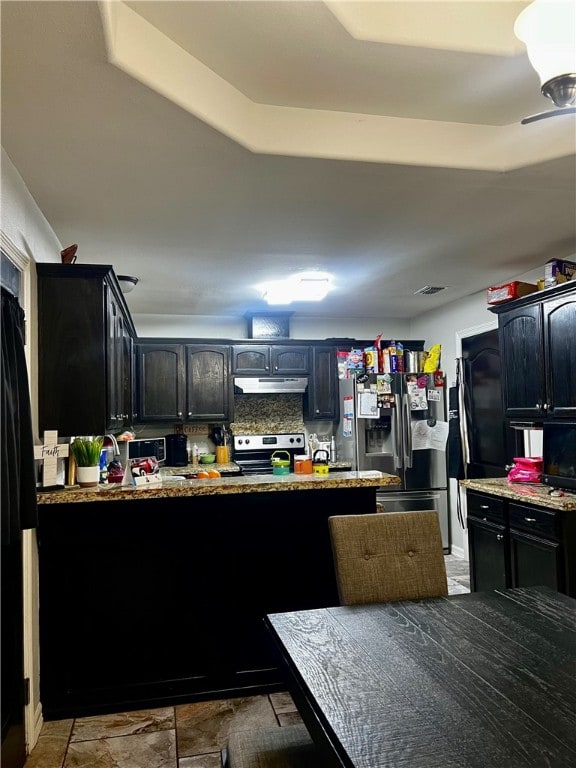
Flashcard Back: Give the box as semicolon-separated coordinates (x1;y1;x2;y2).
271;345;309;374
232;345;270;374
306;347;338;420
106;291;122;432
509;530;563;592
38;265;136;437
38;270;107;436
186;345;232;421
544;294;576;417
105;285;132;432
121;320;135;424
499;304;545;420
467;517;508;592
136;344;185;421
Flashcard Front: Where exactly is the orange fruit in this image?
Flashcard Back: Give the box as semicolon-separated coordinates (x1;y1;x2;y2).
196;470;210;479
208;469;221;478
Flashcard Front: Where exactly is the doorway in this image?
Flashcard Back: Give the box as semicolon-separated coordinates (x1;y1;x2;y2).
1;254;27;768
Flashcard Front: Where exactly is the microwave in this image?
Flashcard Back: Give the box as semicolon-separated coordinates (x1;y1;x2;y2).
119;437;166;464
542;421;576;492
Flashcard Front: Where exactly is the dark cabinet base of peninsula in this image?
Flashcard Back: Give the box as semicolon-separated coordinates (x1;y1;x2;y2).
466;490;576;597
38;487;376;719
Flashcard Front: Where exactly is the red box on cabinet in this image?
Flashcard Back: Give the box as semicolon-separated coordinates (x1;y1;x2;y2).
486;281;538;305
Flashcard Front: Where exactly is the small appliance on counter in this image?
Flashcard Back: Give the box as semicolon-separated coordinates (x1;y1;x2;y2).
118;437;166;465
165;433;189;467
542;421;576;492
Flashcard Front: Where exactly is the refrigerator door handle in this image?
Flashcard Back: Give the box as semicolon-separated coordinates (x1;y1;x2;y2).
402;393;413;468
393;394;402;469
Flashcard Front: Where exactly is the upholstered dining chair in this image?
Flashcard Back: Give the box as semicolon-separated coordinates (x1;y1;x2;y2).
328;510;448;605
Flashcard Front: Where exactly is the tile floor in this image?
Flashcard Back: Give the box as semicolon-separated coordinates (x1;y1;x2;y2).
24;556;470;768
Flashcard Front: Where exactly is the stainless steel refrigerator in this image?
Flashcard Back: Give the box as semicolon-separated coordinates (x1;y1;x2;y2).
335;372;450;551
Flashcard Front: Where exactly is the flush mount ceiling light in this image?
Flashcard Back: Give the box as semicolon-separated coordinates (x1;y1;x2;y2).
259;271;334;305
117;275;139;293
515;0;576;124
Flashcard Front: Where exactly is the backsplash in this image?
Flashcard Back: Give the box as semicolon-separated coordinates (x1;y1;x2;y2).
231;394;305;434
129;394;334;450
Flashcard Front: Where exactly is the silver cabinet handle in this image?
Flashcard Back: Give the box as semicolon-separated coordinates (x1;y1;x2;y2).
480;504;489;509
496;534;504;541
187;412;192;417
525;517;536;522
177;411;183;417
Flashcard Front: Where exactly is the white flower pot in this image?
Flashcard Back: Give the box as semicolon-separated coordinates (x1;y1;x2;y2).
76;465;100;488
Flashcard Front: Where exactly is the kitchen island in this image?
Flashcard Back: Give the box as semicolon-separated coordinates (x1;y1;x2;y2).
37;471;398;719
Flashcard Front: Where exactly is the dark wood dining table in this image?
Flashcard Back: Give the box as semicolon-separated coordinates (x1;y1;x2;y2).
264;586;576;768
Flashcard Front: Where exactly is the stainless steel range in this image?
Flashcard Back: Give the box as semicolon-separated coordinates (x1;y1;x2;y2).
233;433;306;475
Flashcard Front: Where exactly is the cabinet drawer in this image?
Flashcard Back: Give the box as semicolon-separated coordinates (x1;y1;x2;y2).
466;492;505;524
508;503;560;540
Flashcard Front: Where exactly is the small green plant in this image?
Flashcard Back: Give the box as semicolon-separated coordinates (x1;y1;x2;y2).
70;436;104;467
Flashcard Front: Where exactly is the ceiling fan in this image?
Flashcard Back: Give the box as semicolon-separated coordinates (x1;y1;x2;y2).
515;0;576;124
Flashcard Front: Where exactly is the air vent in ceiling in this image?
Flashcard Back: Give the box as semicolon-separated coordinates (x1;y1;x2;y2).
414;286;447;296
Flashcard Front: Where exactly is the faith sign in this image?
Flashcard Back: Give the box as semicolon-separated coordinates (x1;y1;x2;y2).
34;430;69;489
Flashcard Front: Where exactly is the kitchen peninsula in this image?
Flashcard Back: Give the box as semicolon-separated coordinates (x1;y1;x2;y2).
37;471;398;719
461;478;576;598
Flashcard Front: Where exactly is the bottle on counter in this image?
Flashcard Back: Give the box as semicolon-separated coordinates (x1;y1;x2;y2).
192;443;199;466
330;436;337;462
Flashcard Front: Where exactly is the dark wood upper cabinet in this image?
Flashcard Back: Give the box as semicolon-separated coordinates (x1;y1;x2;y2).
37;263;136;437
305;346;339;421
135;342;233;422
185;345;232;421
543;293;576;417
271;345;309;375
490;282;576;420
136;344;186;421
232;344;309;375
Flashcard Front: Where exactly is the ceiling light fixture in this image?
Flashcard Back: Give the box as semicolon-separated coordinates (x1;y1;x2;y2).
117;275;139;293
515;0;576;124
260;271;334;305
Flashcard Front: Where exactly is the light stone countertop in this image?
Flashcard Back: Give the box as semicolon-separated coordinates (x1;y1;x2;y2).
160;461;352;476
460;478;576;512
38;470;399;504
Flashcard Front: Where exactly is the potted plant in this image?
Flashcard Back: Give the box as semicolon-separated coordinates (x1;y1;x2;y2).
70;436;104;487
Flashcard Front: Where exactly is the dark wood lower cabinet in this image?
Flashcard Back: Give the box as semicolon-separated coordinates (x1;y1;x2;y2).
509;529;563;592
467;517;507;592
466;490;576;597
37;487;376;719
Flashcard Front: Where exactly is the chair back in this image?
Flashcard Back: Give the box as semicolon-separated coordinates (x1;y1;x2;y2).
328;511;448;605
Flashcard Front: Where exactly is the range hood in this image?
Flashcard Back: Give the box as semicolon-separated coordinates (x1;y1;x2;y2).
234;377;308;394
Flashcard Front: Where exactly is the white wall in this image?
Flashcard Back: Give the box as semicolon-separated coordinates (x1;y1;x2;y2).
1;148;62;752
133;312;411;341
